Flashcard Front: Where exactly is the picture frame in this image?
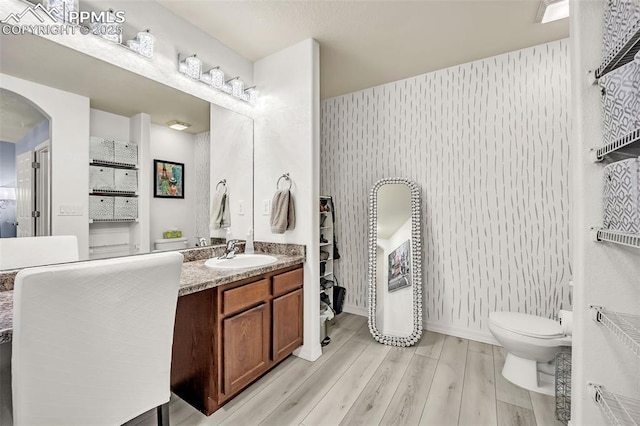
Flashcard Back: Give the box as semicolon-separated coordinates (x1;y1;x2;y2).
388;239;412;292
154;159;184;199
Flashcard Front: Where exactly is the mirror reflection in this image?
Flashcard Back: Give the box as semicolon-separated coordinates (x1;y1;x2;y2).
0;89;51;238
375;183;414;338
0;31;254;270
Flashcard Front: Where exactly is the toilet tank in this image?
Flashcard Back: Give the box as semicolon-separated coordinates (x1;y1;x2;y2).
154;238;188;251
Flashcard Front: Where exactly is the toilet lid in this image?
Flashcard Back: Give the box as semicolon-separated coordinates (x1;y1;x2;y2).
489;312;564;338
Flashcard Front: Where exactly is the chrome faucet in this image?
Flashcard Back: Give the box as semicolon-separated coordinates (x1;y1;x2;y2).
219;239;239;259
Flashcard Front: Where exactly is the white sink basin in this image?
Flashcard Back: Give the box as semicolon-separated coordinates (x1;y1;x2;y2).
204;254;278;269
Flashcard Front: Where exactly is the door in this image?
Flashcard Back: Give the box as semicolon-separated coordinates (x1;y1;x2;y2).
34;141;50;236
16;151;33;237
222;303;270;397
272;289;303;363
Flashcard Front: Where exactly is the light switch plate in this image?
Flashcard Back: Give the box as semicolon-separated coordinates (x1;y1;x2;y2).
58;205;83;216
263;199;271;216
238;200;245;216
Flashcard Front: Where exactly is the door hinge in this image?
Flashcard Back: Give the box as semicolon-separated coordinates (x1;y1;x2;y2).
32;161;40;169
31;211;40;218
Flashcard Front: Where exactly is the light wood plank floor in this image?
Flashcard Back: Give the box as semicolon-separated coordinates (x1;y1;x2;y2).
128;313;563;426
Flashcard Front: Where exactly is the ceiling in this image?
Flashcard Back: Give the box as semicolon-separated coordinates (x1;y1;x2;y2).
157;0;569;99
0;31;210;134
0;89;47;143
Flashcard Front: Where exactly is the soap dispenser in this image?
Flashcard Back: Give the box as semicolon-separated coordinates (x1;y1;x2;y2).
245;228;255;254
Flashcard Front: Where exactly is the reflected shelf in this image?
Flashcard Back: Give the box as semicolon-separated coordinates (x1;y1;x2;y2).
90;160;138;170
593;228;640;249
595;27;640;79
591;306;640;359
89;219;138;224
591;128;640;162
589;384;640;425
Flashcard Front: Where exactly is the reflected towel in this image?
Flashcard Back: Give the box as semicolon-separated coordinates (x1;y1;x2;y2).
270;189;295;234
210;189;230;230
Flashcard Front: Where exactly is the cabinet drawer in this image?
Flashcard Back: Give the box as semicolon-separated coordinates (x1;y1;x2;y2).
222;279;270;316
272;268;303;297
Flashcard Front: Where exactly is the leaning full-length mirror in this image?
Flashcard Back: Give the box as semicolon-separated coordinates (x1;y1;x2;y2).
368;178;423;347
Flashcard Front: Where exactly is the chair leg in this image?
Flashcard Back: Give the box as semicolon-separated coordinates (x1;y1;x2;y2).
156;402;170;426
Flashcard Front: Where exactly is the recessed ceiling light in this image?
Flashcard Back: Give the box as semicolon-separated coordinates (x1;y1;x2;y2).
536;0;569;24
167;120;190;131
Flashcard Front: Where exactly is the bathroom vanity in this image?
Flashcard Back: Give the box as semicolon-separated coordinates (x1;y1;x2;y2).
171;263;304;415
0;244;305;419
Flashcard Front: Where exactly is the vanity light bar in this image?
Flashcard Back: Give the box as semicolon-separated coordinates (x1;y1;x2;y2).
177;53;258;105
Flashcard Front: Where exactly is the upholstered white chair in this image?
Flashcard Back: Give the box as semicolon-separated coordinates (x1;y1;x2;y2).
0;235;79;269
11;251;184;425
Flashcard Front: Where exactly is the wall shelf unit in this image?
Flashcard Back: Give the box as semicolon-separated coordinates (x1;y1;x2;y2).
595;28;640;79
591;129;640;162
589;384;640;425
89;160;138;170
89;219;139;224
593;228;640;248
590;306;640;358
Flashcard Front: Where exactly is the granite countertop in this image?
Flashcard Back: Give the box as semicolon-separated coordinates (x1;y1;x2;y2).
0;246;305;344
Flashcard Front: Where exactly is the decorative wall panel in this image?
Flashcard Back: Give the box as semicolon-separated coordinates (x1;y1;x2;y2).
321;40;572;336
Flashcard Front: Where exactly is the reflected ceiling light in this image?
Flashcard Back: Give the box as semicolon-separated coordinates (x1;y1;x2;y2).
167;120;190;131
536;0;569;24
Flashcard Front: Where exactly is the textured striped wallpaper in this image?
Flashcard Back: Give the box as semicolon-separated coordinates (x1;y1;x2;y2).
321;40;572;335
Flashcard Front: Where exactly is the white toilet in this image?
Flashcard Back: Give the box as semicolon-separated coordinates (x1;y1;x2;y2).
154;238;188;252
488;311;571;395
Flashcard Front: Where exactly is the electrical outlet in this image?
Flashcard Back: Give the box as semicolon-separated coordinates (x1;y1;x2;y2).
238;200;245;216
263;199;271;216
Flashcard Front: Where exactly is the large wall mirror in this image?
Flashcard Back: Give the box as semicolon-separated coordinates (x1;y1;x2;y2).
368;178;423;347
0;31;254;270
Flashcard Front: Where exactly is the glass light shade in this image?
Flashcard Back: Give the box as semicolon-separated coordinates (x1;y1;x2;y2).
231;78;245;98
209;68;225;89
182;55;202;80
246;87;260;105
126;39;140;52
200;73;212;85
92;10;122;44
44;0;78;23
136;30;155;58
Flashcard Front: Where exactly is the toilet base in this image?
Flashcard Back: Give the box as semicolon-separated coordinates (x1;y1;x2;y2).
502;353;555;396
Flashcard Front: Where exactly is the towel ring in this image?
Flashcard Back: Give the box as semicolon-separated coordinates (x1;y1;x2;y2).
277;173;292;191
216;179;227;194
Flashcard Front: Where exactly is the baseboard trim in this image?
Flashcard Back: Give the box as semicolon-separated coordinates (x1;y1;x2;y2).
425;321;500;346
342;304;367;317
294;343;322;361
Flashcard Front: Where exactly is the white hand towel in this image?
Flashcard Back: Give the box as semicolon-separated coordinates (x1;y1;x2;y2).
210;189;231;230
270;189;296;234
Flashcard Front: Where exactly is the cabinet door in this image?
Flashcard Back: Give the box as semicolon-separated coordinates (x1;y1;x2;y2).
272;289;303;363
222;302;270;397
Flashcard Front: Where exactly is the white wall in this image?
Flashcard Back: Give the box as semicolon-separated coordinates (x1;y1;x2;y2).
90;109;130;141
254;39;321;361
1;74;90;259
570;1;640;423
149;124;196;247
321;40;571;343
210;105;254;240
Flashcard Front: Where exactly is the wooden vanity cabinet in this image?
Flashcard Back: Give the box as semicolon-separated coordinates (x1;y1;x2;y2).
171;264;303;415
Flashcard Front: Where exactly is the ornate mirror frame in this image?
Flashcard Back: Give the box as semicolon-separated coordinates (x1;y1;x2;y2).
367;177;423;347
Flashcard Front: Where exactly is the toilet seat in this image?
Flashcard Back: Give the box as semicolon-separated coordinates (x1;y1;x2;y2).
489;312;564;339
